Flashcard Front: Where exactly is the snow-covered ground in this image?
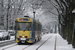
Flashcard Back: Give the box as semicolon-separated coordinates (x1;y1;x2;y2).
0;33;75;50
56;33;75;50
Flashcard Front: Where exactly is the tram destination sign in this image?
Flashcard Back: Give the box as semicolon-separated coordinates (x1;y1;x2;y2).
20;18;28;21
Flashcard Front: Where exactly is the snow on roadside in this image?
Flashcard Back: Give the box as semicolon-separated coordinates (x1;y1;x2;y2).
56;34;75;50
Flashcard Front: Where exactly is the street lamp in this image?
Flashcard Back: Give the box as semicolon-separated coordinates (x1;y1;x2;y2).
24;1;41;19
33;11;36;19
31;3;40;19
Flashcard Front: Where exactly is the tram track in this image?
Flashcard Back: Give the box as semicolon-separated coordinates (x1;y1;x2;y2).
54;34;57;50
0;40;15;44
22;45;31;50
0;40;15;47
22;34;53;50
2;44;17;50
2;43;32;50
2;34;53;50
36;35;53;50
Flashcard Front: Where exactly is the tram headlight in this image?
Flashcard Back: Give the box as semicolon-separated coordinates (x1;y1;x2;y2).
22;36;24;38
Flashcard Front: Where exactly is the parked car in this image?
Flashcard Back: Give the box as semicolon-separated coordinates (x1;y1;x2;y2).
8;30;15;39
0;30;10;41
8;30;15;36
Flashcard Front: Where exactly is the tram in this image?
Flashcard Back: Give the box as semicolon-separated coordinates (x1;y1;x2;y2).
15;16;42;44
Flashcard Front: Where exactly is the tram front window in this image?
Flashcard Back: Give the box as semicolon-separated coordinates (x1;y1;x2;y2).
17;22;32;30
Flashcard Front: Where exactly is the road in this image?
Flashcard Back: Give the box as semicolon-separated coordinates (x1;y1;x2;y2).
0;33;75;50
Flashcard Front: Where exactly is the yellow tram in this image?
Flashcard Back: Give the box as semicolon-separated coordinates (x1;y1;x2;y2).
15;16;42;44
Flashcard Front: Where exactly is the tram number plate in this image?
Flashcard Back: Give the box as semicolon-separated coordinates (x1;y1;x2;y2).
20;38;26;40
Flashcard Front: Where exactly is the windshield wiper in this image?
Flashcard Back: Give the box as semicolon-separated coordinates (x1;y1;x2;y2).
23;26;28;31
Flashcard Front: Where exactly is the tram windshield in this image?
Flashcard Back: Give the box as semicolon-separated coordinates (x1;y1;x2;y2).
16;22;32;30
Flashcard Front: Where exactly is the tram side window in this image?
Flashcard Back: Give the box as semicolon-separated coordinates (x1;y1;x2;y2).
37;23;39;31
40;25;42;31
38;24;40;31
39;24;41;31
39;24;40;31
40;25;41;31
37;23;41;31
33;22;36;31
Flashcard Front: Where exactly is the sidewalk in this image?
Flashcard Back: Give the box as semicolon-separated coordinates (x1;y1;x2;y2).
39;33;75;50
56;33;75;50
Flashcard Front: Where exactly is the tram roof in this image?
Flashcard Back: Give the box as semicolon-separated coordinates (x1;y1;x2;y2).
16;17;42;24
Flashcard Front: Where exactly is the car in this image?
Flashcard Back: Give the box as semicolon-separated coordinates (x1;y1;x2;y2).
8;30;15;36
8;30;15;39
0;30;10;41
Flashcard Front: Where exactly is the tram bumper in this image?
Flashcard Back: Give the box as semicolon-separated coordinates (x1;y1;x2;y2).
16;38;29;42
16;38;35;43
17;38;29;41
